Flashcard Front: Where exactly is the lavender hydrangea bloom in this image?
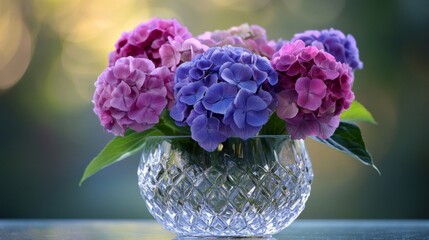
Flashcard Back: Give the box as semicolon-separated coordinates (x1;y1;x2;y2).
171;46;278;151
291;28;363;70
93;57;173;136
271;40;355;139
198;24;277;58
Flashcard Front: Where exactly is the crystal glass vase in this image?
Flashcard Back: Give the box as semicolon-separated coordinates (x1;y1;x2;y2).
138;136;313;238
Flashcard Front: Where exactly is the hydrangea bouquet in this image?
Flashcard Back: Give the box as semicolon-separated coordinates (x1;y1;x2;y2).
80;18;377;185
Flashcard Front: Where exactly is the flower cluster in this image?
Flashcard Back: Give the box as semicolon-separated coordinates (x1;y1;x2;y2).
271;40;354;139
198;23;277;58
108;18;193;69
171;46;278;151
94;18;366;151
93;57;173;136
291;28;363;70
84;17;378;187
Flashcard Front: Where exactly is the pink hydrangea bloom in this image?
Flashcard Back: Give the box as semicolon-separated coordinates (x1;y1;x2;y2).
108;18;192;69
197;23;277;58
271;40;354;139
93;57;173;136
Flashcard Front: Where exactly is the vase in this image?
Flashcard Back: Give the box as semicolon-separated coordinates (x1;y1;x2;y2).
137;135;313;238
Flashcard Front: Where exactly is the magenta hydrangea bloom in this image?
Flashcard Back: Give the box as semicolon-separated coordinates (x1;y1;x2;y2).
171;46;278;151
271;40;354;139
108;18;193;69
198;24;277;58
93;56;173;136
291;28;363;70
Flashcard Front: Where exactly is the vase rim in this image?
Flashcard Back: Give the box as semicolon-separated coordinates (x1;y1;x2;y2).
145;135;294;140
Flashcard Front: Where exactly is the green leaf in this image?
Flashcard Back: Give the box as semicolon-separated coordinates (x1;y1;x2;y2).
259;113;287;135
340;100;377;124
80;110;190;186
79;128;162;186
313;122;380;174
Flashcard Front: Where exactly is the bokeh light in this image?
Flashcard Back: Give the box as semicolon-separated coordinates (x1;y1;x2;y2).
0;0;32;91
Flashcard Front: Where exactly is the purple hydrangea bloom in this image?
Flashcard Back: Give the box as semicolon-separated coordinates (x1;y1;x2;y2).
93;56;173;136
271;40;355;139
171;46;278;151
198;24;277;58
291;28;363;70
108;18;193;69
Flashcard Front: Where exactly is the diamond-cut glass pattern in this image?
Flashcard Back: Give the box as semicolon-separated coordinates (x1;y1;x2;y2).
138;136;313;237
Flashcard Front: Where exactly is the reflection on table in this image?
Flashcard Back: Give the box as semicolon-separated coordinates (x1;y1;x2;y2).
1;220;428;240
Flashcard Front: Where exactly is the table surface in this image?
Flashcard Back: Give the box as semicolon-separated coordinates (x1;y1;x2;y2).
0;220;428;240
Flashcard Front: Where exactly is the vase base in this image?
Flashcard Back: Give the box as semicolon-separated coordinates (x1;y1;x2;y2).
175;235;274;240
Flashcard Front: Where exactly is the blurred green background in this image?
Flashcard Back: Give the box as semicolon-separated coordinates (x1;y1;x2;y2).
1;0;429;219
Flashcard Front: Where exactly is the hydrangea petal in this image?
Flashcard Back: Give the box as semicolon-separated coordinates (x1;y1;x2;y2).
179;82;207;105
233;89;250;110
253;68;268;85
286;113;320;139
197;59;213;70
220;63;254;89
202;82;237;114
245;95;268;111
129;92;167;124
295;77;326;110
113;59;132;79
189;68;204;80
277;90;298;119
159;44;180;69
257;88;274;106
318;115;340;139
246;110;269;127
191;115;227;151
233;110;246;129
237;81;258;93
170;102;188;122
